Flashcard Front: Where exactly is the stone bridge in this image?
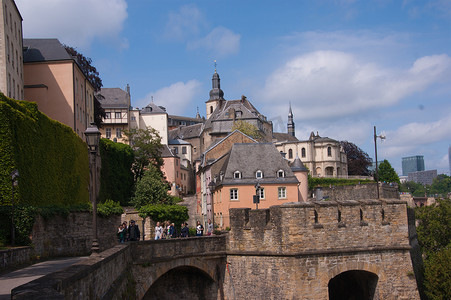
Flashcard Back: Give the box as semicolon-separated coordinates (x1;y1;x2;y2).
12;199;420;299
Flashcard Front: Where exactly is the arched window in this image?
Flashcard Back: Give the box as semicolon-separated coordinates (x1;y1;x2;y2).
301;147;306;158
256;170;263;179
327;146;332;157
288;149;293;159
233;171;241;179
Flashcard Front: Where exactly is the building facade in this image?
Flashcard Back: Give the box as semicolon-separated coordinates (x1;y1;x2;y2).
408;169;437;186
0;0;23;99
402;155;425;176
23;38;95;138
275;131;347;177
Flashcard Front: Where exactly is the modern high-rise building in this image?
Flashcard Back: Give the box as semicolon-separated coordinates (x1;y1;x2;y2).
0;0;24;99
402;155;425;176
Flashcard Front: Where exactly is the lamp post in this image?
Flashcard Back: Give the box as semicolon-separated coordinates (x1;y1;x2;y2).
84;123;101;255
373;126;386;199
254;182;261;209
10;169;19;247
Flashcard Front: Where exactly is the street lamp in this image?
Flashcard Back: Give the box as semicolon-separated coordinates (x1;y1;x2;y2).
254;182;261;209
374;126;386;199
10;169;19;247
84;123;101;255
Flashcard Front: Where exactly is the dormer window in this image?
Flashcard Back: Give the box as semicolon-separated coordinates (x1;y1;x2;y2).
256;170;263;179
235;111;242;118
234;171;241;179
277;170;285;178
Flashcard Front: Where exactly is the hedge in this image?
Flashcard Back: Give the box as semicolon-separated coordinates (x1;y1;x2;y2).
98;138;134;205
308;176;373;191
0;94;89;206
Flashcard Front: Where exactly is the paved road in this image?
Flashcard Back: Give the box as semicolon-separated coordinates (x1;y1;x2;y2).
0;256;87;300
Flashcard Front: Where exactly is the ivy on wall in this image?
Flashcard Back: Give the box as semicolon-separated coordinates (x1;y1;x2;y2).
98;138;134;205
0;94;89;206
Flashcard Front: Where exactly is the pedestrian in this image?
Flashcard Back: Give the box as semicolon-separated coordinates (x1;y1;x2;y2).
127;220;140;241
196;221;204;236
155;221;163;240
117;224;126;243
122;221;129;241
167;222;174;239
181;222;189;237
171;223;177;238
207;219;214;236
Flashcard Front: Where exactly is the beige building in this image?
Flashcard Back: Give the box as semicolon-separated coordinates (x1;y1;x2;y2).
275;131;347;177
0;0;23;99
23;39;94;138
134;103;169;145
97;86;131;143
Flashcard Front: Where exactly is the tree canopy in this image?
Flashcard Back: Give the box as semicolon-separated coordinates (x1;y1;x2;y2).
123;127;164;183
231;120;263;141
339;141;372;176
377;159;400;184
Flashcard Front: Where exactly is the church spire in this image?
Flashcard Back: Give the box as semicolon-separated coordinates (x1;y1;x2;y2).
209;61;224;101
288;102;295;137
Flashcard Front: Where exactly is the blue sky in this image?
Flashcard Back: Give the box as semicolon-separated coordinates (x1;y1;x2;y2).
16;0;451;175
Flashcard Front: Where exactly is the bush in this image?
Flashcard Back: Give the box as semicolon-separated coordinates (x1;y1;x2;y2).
308;176;373;190
188;227;196;237
138;204;188;226
97;199;124;217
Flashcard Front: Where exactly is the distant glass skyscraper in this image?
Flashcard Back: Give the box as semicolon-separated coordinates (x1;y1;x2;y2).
402;156;425;176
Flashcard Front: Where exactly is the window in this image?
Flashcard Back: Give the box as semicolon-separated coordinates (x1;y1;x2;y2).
210;106;213;114
131;116;136;121
116;128;122;138
182;146;187;154
256;170;263;179
105;112;111;119
278;187;287;199
288;149;293;159
235;111;242;118
193;147;197;153
277;170;285;178
301;148;306;158
173;147;178;154
230;188;238;200
327;146;332;157
257;188;265;199
176;159;178;166
106;128;111;139
115;112;121;119
233;171;241;179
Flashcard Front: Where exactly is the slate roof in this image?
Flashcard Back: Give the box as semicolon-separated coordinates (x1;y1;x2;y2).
23;39;72;63
160;145;176;158
290;156;309;172
273;132;299;142
168;139;191;145
140;102;167;114
219;143;299;185
97;88;129;108
169;123;204;140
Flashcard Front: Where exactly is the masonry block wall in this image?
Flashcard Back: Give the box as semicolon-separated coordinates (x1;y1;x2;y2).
225;200;419;299
32;212;120;257
317;182;399;201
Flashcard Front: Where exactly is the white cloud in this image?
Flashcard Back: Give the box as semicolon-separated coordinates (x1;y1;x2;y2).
260;51;451;120
381;114;451;157
164;4;206;41
16;0;128;49
135;80;203;116
188;26;240;57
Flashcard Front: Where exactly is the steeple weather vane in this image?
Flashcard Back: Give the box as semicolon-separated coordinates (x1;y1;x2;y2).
214;60;217;72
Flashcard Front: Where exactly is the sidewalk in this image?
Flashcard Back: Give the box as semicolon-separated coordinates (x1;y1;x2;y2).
0;256;87;300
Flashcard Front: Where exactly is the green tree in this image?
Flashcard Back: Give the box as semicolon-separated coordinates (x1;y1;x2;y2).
423;245;451;300
231;120;263;141
377;159;400;185
63;45;105;128
132;166;176;209
138;204;189;227
123;127;164;183
430;174;451;197
400;181;427;197
339;141;372;176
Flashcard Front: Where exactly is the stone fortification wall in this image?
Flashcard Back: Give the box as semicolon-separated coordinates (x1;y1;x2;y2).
316;182;399;201
31;212;120;257
12;244;134;300
0;247;34;272
225;200;419;299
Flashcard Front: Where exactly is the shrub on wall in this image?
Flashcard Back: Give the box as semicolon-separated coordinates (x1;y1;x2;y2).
308;176;373;190
0;94;89;206
98;138;134;205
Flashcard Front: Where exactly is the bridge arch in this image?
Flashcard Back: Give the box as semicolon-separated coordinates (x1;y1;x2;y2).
328;270;378;300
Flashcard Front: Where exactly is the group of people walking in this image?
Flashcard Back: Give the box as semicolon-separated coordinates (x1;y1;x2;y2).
117;220;140;243
117;219;215;243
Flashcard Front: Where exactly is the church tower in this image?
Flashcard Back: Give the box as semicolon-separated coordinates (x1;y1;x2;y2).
288;103;295;137
206;64;225;119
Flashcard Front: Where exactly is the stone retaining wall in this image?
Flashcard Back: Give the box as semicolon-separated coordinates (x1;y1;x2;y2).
315;182;399;200
0;246;34;272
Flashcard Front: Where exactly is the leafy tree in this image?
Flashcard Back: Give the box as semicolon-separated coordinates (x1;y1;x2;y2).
138;204;189;227
377;159;400;185
415;199;451;299
63;45;106;128
132;166;176;209
430;174;451;197
123;127;164;183
339;141;372;176
231;120;263;141
400;181;427;197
